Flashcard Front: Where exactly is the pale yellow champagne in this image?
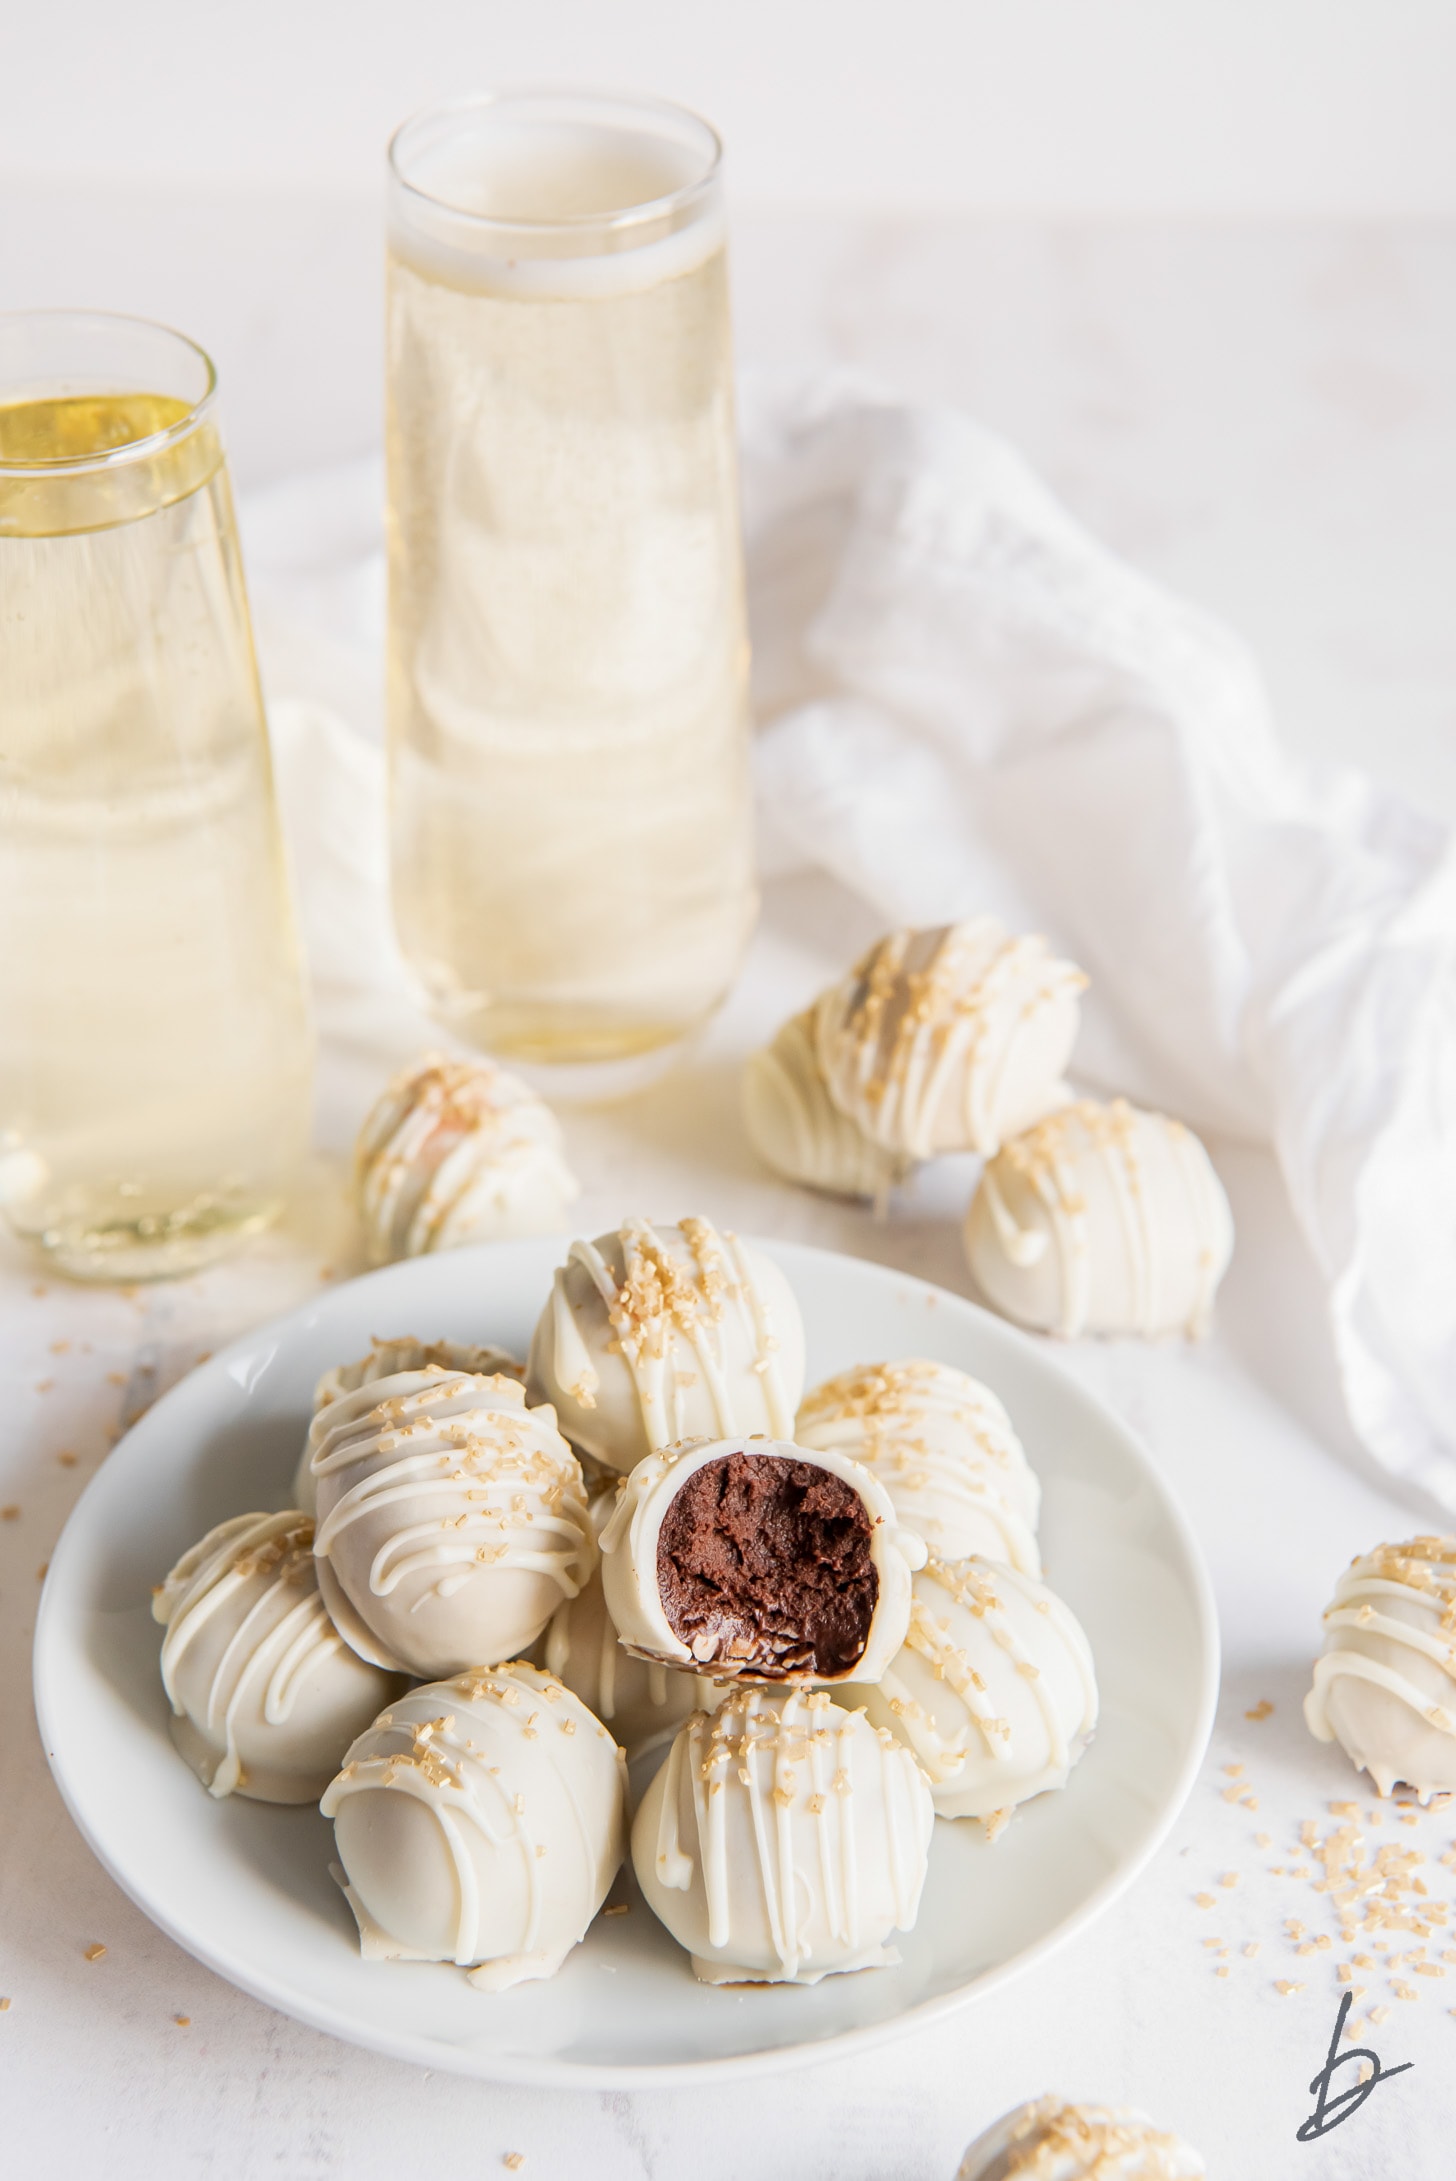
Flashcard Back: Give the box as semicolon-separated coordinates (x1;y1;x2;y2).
0;319;313;1279
386;94;757;1066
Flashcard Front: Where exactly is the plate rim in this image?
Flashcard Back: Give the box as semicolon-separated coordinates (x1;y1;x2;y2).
33;1234;1221;2089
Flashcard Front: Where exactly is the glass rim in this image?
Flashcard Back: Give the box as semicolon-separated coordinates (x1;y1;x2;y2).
387;86;723;238
0;308;218;478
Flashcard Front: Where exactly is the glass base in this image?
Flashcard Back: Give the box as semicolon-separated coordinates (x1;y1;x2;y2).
487;1032;704;1107
426;993;725;1104
12;1192;285;1284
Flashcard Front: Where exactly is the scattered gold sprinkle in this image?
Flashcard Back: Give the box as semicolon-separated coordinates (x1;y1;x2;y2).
503;2157;525;2173
1245;1699;1274;1721
83;1944;106;1963
1276;1980;1305;1997
1244;1942;1260;1959
1194;1893;1216;1910
1;1506;18;1521
173;2014;190;2027
1220;1872;1240;1889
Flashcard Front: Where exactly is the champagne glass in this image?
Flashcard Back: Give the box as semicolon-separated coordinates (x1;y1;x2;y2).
386;91;757;1078
0;310;314;1280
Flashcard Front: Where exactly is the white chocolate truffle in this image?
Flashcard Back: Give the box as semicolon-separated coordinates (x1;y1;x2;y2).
743;1011;910;1201
526;1217;806;1476
849;1556;1097;1822
1304;1536;1456;1801
634;1686;933;1984
957;2098;1204;2181
322;1664;626;1990
600;1436;925;1686
965;1098;1233;1340
796;1358;1041;1573
545;1490;712;1761
292;1340;522;1513
311;1370;593;1678
152;1512;402;1803
354;1052;578;1265
813;919;1085;1160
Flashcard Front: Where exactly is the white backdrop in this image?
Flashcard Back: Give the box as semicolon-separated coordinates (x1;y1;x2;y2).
5;0;1456;215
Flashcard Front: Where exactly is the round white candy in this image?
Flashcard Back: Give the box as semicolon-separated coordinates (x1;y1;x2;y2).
526;1216;806;1476
322;1664;626;1990
956;2098;1204;2181
742;1010;909;1200
813;918;1084;1160
545;1490;712;1761
796;1358;1041;1573
152;1512;402;1803
311;1370;593;1678
600;1435;924;1686
849;1555;1097;1822
1304;1536;1456;1801
292;1340;521;1513
634;1685;933;1984
964;1098;1233;1339
354;1052;578;1265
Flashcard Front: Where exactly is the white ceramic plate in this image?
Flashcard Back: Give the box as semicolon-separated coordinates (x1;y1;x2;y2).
34;1236;1218;2087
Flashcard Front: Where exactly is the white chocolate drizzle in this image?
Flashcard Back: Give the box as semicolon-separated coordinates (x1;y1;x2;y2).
653;1688;926;1980
1305;1536;1456;1796
153;1512;346;1799
549;1217;795;1447
742;1011;909;1200
312;1373;592;1612
321;1667;615;1974
985;1098;1226;1337
877;1558;1096;1789
814;920;1085;1160
354;1052;577;1263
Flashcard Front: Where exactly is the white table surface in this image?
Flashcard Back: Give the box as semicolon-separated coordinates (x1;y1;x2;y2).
3;198;1456;2179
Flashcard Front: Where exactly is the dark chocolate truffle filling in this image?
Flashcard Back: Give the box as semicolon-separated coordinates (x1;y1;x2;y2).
655;1451;878;1679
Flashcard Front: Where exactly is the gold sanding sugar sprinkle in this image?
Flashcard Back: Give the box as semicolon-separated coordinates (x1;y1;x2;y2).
173;2014;190;2027
0;1998;10;2011
1215;1966;1230;1979
1245;1699;1275;1721
1;1505;18;1520
1276;1980;1305;1996
603;1903;629;1916
1194;1893;1216;1910
503;2157;525;2173
83;1944;107;1962
1244;1942;1260;1958
1220;1872;1240;1889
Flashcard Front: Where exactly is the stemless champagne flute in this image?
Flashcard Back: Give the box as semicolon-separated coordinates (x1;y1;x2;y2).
0;311;314;1280
386;90;757;1072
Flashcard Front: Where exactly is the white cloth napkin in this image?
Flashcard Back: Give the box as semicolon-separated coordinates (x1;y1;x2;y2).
240;375;1456;1510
